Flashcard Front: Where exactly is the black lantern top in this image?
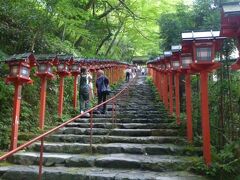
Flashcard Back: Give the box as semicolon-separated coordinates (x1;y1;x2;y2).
36;54;57;62
6;53;36;67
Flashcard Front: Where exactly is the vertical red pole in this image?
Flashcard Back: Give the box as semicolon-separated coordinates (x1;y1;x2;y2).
73;75;78;110
185;72;193;143
161;72;164;100
157;71;160;95
39;77;47;130
175;72;180;125
158;71;162;100
200;71;211;166
169;72;173;115
164;73;168;109
110;67;113;84
10;83;22;150
58;76;64;118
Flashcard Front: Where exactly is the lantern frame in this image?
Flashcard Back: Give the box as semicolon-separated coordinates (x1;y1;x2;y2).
36;54;56;78
181;53;193;70
164;51;172;71
5;53;36;84
171;45;182;71
55;55;72;76
182;31;224;65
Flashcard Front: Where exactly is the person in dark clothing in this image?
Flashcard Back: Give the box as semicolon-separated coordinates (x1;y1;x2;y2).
125;67;131;82
96;70;109;114
79;67;90;116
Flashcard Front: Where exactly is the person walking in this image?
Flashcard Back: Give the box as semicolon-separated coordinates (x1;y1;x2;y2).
125;67;131;82
79;67;90;117
96;70;109;114
87;71;94;101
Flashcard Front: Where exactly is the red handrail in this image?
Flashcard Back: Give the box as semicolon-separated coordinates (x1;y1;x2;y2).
0;77;135;162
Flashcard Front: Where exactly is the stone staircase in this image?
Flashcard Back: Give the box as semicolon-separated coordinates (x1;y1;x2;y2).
0;76;206;180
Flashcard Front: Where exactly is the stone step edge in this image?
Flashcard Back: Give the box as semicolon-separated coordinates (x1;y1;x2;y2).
29;142;202;155
0;165;207;180
8;152;199;172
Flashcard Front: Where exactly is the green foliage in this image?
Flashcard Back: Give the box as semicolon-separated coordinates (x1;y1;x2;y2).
191;141;240;179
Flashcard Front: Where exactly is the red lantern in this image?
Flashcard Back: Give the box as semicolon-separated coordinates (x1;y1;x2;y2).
5;53;36;150
171;46;182;125
36;55;56;130
221;2;240;70
55;55;72;118
182;31;224;166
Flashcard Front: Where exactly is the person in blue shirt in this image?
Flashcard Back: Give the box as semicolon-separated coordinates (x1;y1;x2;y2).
96;70;109;114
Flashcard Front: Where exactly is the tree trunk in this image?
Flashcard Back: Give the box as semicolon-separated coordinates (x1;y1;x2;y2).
96;33;112;55
105;22;124;56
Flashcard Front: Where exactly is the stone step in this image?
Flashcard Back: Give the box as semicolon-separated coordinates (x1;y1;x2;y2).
56;128;110;135
115;110;162;114
66;122;178;129
0;166;207;180
74;118;173;124
29;142;201;156
8;152;197;172
91;114;168;119
56;128;178;136
46;134;186;144
109;129;178;136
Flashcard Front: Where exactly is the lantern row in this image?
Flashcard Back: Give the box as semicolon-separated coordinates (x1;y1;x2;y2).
147;2;240;167
4;53;127;150
5;53;127;84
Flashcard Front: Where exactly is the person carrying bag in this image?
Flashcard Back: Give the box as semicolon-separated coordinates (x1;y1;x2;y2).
96;70;110;114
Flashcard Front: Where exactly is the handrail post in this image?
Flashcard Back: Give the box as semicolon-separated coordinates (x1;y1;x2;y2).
38;137;44;180
112;100;116;127
89;110;93;154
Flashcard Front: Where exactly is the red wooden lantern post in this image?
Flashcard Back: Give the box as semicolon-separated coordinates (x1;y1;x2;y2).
221;2;240;70
5;53;36;150
182;31;224;165
55;55;71;118
179;48;194;143
159;57;165;101
69;58;81;110
156;58;162;97
36;55;56;130
171;45;182;125
161;58;168;110
164;51;173;114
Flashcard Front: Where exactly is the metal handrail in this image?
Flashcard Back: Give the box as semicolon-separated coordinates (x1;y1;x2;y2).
0;76;136;179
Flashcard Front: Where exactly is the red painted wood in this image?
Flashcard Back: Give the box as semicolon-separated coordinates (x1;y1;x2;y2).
200;71;211;166
168;72;173;115
58;76;64;118
73;75;78;110
39;77;47;130
175;72;180;125
185;73;193;143
10;83;22;150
